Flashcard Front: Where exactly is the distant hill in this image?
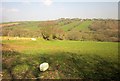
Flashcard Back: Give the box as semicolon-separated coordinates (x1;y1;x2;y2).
1;18;119;42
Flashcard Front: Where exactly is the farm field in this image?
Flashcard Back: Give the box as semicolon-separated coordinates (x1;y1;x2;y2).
1;18;119;80
72;20;92;31
60;21;81;31
2;37;119;80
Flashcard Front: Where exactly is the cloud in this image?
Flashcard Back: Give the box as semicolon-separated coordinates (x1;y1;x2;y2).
42;0;53;6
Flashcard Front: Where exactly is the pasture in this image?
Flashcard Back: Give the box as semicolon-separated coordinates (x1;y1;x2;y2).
73;20;92;31
2;37;119;80
1;19;119;80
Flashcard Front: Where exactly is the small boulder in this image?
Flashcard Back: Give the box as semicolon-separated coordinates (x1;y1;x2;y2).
40;62;49;71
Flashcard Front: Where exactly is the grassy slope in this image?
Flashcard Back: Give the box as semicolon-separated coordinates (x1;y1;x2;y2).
73;20;92;31
3;21;41;30
60;21;80;31
2;38;119;79
3;20;92;31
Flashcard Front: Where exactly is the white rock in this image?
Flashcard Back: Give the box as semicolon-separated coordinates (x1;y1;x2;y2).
31;38;36;41
40;62;49;71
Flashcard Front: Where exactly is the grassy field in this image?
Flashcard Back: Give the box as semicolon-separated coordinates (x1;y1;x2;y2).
2;20;92;32
3;21;41;30
60;21;81;31
2;37;119;80
73;20;92;31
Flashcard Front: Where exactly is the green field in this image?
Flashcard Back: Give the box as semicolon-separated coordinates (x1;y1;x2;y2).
1;19;119;80
60;21;80;31
2;38;119;79
73;20;92;31
3;21;41;30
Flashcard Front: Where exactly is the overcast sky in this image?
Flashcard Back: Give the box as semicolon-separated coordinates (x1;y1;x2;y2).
0;0;119;22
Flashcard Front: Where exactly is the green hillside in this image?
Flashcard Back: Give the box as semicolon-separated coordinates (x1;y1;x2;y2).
73;20;92;31
10;21;41;30
60;21;80;31
1;19;119;42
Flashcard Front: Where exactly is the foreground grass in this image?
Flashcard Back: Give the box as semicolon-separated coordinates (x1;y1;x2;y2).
2;38;119;80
